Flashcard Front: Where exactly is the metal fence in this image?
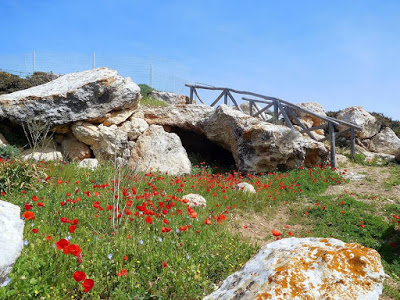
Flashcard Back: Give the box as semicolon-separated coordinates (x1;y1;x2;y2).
0;52;190;95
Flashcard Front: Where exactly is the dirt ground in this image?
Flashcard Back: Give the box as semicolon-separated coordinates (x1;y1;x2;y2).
227;161;400;300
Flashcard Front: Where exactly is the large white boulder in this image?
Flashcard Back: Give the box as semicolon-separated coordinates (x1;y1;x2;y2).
0;200;24;286
78;158;99;170
205;238;385;300
129;125;191;175
370;127;400;155
201;105;328;172
149;91;189;105
337;107;380;139
21;147;63;162
234;182;256;194
0;68;141;125
182;193;207;208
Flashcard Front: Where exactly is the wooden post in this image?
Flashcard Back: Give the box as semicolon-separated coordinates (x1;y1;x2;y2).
273;100;279;119
189;87;194;104
224;89;228;105
249;100;253;116
350;127;356;159
329;122;337;168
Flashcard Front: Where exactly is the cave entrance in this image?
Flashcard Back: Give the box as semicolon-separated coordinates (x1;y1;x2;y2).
165;126;236;170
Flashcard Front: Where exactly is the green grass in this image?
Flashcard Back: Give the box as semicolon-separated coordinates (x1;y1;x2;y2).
140;96;168;107
0;159;398;299
384;166;400;190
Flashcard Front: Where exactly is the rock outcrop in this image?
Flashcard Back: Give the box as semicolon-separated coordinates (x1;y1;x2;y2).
21;147;63;162
370;127;400;155
201;105;328;172
0;200;24;286
234;182;256;194
129;125;191;175
78;158;99;170
292;102;327;136
204;238;385;300
0;133;8;146
149;91;189;105
61;134;91;162
337;107;380;139
182;193;207;207
0;68;141;125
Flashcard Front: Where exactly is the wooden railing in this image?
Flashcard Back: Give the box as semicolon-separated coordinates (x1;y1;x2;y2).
185;84;362;168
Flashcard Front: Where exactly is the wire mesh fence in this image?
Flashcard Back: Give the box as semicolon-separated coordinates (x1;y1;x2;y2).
0;52;191;95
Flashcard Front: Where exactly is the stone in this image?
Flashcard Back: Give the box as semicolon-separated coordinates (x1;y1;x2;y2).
337;107;380;139
71;121;100;146
239;102;271;121
21;147;63;162
0;68;141;125
0;200;24;286
204;237;385;300
0;133;8;146
234;182;256;194
182;193;207;208
78;158;99;170
396;149;400;163
201;105;329;172
135;104;214;133
370;127;400;155
50;124;70;134
120;117;149;141
355;145;396;163
292;102;327;135
149;91;189;105
129;125;191;175
61;135;91;162
102;106;137;126
336;154;348;165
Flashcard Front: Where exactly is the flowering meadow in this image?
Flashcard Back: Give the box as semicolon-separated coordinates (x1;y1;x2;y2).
0;158;399;299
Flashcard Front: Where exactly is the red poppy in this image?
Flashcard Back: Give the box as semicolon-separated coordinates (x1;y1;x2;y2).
64;244;82;257
288;232;293;236
69;225;77;233
55;239;70;250
162;260;167;268
179;226;188;231
82;279;94;293
161;227;171;233
24;204;32;210
37;202;44;207
271;230;282;237
32;195;38;201
145;216;153;224
22;211;35;220
163;219;169;224
73;271;86;282
32;228;38;233
123;255;128;261
204;219;211;225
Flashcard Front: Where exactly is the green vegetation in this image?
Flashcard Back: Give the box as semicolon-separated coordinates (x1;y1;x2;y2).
138;84;154;98
0;71;57;95
140;96;167;107
384;166;400;190
0;145;20;159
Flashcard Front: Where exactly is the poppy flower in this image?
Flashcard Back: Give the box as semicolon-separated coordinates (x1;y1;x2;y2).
37;202;44;207
288;232;293;236
69;225;77;233
64;244;82;257
162;260;167;268
73;271;86;282
32;228;38;234
204;219;211;225
145;216;153;224
82;279;94;293
179;226;188;231
55;239;70;251
32;195;38;201
271;230;282;237
24;204;32;210
161;227;171;233
22;211;35;220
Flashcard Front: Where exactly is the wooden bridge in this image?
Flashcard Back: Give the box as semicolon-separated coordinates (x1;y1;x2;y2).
185;84;362;168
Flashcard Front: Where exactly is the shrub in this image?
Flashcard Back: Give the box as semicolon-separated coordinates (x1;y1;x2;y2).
138;84;154;97
0;145;20;159
0;72;32;94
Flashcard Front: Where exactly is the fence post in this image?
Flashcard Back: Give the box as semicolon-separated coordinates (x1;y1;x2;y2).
189;87;194;104
224;89;228;105
329;122;337;168
92;52;96;69
150;65;153;88
350;127;356;159
249;100;253;116
273;100;279;119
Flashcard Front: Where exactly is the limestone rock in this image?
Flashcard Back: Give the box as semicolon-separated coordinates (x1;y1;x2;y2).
239;102;271;121
21;147;63;161
129;125;191;175
0;68;141;125
396;149;400;163
149;91;189;105
336;154;348;165
182;193;207;208
102;107;137;126
292;102;327;135
134;104;214;133
337;107;380;139
91;124;129;161
78;158;99;170
355;145;396;163
234;182;256;194
71;122;100;146
370;127;400;155
0;200;24;286
204;237;385;300
61;135;91;162
120;117;149;141
201;105;328;172
0;133;8;146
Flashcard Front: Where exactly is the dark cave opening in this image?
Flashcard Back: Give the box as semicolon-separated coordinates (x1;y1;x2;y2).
165;126;236;170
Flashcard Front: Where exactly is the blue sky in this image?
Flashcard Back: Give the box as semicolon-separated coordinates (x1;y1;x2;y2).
1;0;400;119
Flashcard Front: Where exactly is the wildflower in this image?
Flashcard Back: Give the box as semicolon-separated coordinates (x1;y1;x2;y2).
139;240;143;245
69;225;77;233
271;230;282;237
22;211;35;220
73;271;86;282
82;279;94;293
32;228;38;234
23;240;28;246
162;260;167;268
1;277;10;287
107;253;113;259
